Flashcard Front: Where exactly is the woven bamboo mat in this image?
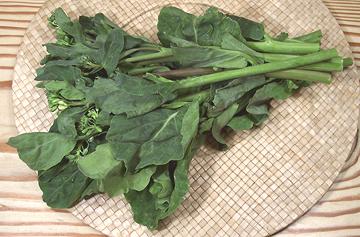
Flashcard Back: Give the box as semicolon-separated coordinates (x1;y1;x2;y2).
12;0;359;236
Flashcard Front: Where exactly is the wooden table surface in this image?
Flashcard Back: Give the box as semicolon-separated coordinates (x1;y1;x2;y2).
0;0;359;236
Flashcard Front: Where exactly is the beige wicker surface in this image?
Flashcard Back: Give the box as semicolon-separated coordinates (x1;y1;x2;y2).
11;0;359;236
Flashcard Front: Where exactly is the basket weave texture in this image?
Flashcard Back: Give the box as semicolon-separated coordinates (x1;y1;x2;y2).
12;0;359;236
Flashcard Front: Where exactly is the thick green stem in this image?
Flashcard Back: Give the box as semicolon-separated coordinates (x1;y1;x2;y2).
300;62;342;72
163;90;210;109
266;70;331;84
136;56;177;66
343;57;353;68
293;30;323;43
247;40;320;54
177;49;338;89
127;66;169;75
156;67;331;83
124;48;173;63
175;90;210;102
156;67;216;79
263;54;343;72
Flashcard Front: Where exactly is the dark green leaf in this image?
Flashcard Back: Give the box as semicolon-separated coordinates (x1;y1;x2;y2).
211;103;239;145
102;166;156;197
85;73;177;117
125;187;160;229
8;132;76;170
35;65;82;84
157;6;195;47
209;75;270;115
106;102;199;171
52;107;85;139
59;87;85;100
194;7;241;46
246;81;297;115
199;118;214;133
227;115;254;131
227;15;265;41
96;110;112;127
38;161;90;208
158;7;242;47
158;136;202;219
77;143;121;179
80;179;100;199
149;169;173;202
100;29;125;75
173;46;248;69
220;33;263;63
50;8;71;28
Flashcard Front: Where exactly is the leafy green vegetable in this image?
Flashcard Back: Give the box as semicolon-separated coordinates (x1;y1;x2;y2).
78;143;120;179
8;133;76;170
227;115;254;131
227;14;265;41
209;75;270;115
158;137;201;218
35;65;82;83
85;73;177;117
102;166;156;197
51;107;85;139
246;80;298;116
173;46;251;68
39;161;91;208
100;28;125;75
125;187;160;229
158;7;241;47
212;103;239;145
8;6;352;230
106;101;199;171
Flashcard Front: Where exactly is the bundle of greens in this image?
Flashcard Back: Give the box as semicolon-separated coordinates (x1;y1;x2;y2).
8;7;352;229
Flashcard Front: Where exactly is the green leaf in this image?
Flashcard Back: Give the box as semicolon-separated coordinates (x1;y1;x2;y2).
38;161;90;208
52;107;85;139
8;132;76;171
80;179;100;199
102;166;156;197
199;118;214;133
39;81;69;91
173;46;248;69
35;65;82;84
125;187;160;229
149;169;173;200
59;21;85;43
194;7;241;46
209;75;270;115
227;115;254;131
96;110;112;127
106;102;199;171
45;43;96;59
211;103;239;145
77;143;120;179
158;136;202;219
59;87;85;100
86;73;177;117
100;28;125;75
227;15;265;41
220;33;263;63
40;80;85;101
157;6;195;47
157;7;242;47
246;81;296;116
50;8;71;28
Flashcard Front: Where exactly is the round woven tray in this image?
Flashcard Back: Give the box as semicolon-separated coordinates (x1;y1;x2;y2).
12;0;359;236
